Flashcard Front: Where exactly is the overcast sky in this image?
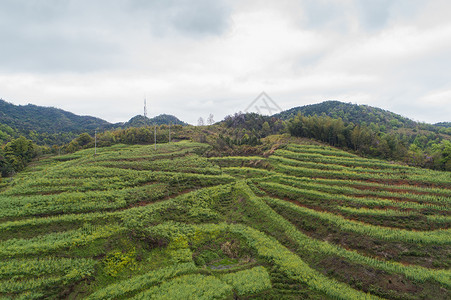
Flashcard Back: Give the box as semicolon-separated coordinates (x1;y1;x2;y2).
0;0;450;124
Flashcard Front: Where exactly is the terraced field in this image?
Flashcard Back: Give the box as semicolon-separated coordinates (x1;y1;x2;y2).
0;141;449;299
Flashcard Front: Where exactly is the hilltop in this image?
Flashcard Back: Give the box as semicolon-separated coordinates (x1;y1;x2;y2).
121;114;187;127
274;100;417;129
435;122;451;128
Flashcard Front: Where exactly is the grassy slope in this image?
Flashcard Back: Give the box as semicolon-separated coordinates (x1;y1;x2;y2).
0;140;449;299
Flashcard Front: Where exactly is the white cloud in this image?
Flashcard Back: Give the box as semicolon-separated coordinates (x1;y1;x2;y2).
0;0;450;125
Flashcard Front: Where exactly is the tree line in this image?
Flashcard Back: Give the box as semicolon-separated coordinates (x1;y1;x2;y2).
287;114;451;171
0;137;39;177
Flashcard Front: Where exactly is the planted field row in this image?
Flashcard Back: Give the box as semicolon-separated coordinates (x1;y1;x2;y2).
93;156;222;175
80;147;195;163
336;206;451;224
266;175;451;206
0;257;95;279
0;183;170;219
271;155;417;176
1;258;95;297
131;267;271;300
256;182;449;231
268;173;451;197
0;224;124;258
87;263;198;300
285;145;359;158
208;156;269;168
3;171;234;196
258;181;447;212
276;148;415;171
222;167;276;178
141;220;376;299
263;195;450;245
236;182;451;288
275;163;451;187
0;211;120;237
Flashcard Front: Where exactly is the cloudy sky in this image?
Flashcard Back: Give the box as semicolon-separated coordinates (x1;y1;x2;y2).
0;0;450;124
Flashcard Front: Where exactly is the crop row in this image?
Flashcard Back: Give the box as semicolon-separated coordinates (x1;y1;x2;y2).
213;223;377;299
222;167;276;178
3;171;234;196
335;206;451;223
263;195;450;245
132;273;233;300
285;145;358;158
276;148;415;171
80;148;193;164
271;155;417;176
0;211;121;234
258;181;447;212
237;182;451;288
120;184;234;231
129;267;271;300
0;224;124;258
274;163;451;186
0;183;169;219
269;173;451;196
0;257;95;279
266;175;450;205
139;220;377;299
220;266;271;296
87;262;198;299
93;157;222;175
0;258;95;297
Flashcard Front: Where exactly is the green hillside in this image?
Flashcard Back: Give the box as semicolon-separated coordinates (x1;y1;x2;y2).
0;141;449;299
0;99;109;135
0;99;187;145
274;100;416;129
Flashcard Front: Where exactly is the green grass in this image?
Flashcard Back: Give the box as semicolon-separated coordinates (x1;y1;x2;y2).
0;142;449;299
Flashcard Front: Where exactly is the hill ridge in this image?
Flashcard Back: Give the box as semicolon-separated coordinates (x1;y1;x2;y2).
273;100;419;129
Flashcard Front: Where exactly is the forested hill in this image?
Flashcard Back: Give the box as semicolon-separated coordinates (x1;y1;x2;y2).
122;114;187;127
274;100;418;129
0;99;187;145
0;99;110;135
435;122;451;128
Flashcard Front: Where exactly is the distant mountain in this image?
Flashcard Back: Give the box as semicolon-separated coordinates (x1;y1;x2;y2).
0;99;110;135
274;100;417;129
121;114;187;128
435;122;451;128
0;99;187;145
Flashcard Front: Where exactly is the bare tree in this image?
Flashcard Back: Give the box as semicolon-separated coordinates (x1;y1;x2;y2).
207;113;215;125
197;117;205;126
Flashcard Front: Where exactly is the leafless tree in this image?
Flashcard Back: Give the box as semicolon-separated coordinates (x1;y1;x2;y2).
207;113;215;125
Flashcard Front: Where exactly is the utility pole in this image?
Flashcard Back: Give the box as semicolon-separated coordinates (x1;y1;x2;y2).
169;122;171;143
94;130;97;156
146;97;156;150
